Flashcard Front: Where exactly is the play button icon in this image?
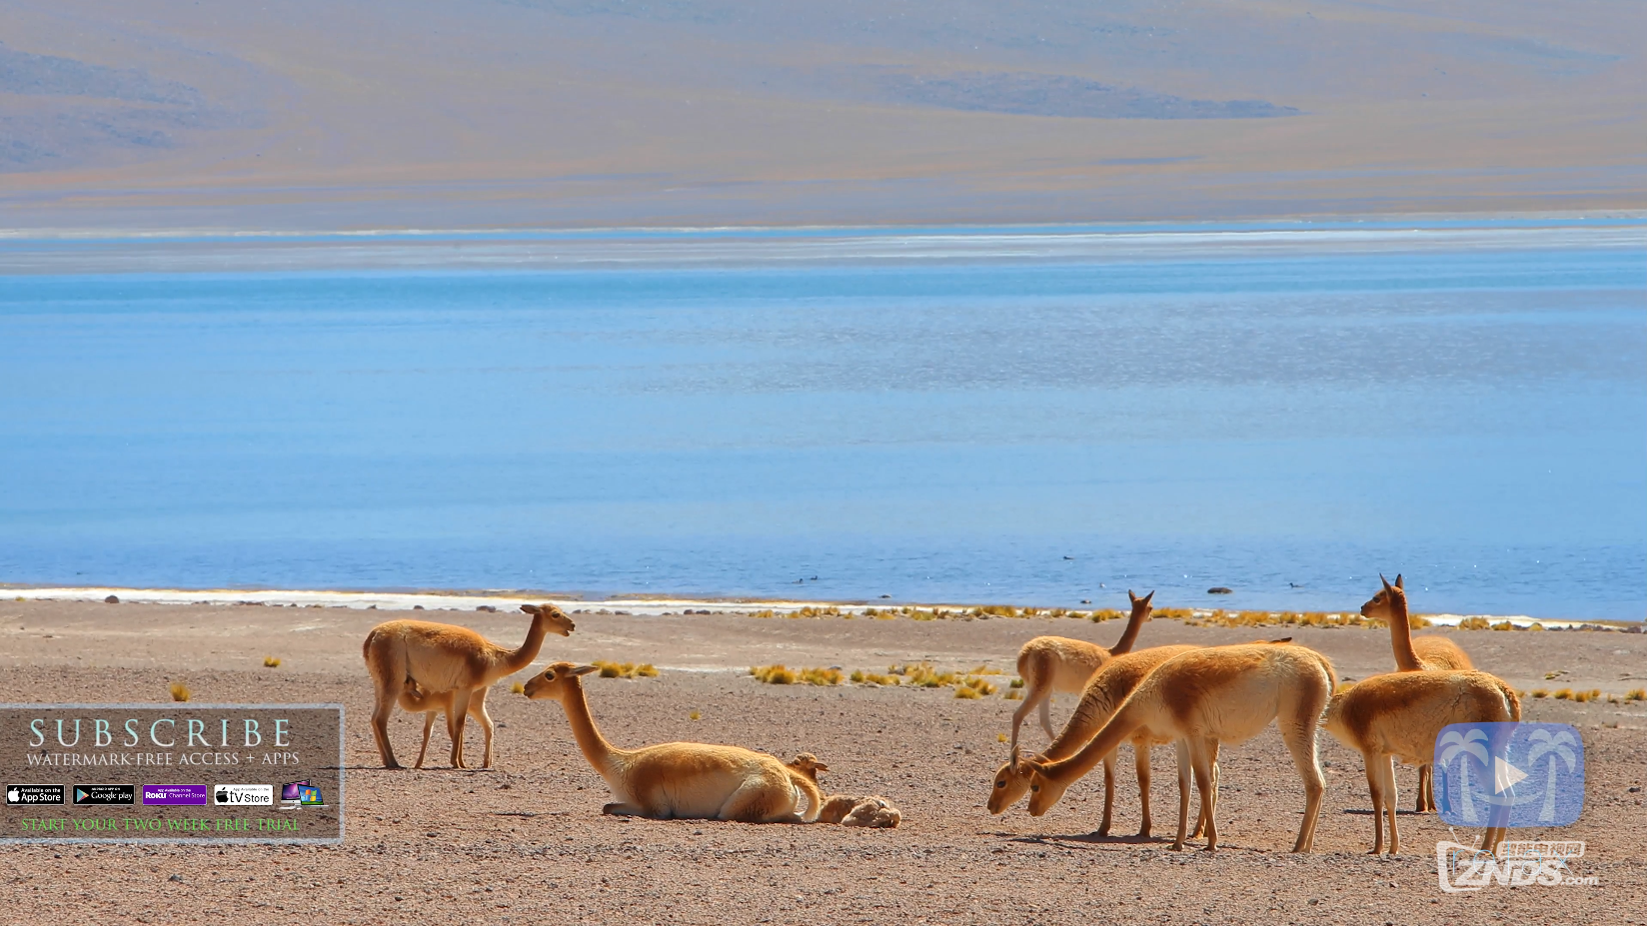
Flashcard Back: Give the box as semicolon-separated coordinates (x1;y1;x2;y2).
1493;755;1528;794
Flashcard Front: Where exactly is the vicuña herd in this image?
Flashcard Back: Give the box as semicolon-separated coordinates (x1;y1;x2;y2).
362;576;1523;854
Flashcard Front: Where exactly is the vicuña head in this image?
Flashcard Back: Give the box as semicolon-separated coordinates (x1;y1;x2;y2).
1360;573;1405;621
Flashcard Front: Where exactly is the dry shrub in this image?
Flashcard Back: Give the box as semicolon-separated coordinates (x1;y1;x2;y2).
1490;621;1516;632
1008;677;1025;688
1409;614;1435;629
510;682;525;694
1553;688;1574;701
750;665;796;685
1457;617;1492;630
1089;609;1125;623
169;683;191;702
593;661;659;679
1527;622;1545;631
1003;689;1022;700
262;656;281;668
751;609;777;619
1626;689;1646;701
953;686;981;700
689;710;701;721
1530;689;1549;699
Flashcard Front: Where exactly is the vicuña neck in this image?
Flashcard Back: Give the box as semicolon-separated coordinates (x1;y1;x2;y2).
1045;701;1142;782
498;612;551;676
1384;593;1424;671
1109;608;1146;655
557;680;623;777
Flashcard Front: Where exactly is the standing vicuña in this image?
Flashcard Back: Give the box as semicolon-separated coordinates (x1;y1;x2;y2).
524;663;823;822
1023;643;1335;852
363;603;574;769
989;644;1212;840
1361;573;1473;811
1010;590;1154;752
1324;669;1520;856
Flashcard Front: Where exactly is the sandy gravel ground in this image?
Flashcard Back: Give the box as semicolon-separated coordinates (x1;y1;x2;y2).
2;599;1644;925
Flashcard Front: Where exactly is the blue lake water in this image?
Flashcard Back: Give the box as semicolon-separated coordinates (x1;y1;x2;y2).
1;224;1643;619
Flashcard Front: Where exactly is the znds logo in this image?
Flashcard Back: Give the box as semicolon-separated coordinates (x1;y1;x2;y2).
1433;722;1584;828
1437;840;1596;892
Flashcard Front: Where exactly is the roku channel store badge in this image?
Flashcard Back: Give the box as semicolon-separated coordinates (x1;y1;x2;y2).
0;704;342;844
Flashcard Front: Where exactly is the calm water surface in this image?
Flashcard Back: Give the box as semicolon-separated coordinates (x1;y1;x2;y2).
1;225;1642;618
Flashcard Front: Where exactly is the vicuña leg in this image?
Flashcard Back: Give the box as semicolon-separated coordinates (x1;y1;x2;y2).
446;688;473;769
1097;753;1115;836
369;674;403;770
415;710;437;769
1188;737;1220;851
1280;715;1326;853
1009;684;1053;752
1134;743;1152;837
471;686;496;769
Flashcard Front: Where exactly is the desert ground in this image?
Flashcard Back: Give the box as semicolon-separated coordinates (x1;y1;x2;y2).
1;598;1644;925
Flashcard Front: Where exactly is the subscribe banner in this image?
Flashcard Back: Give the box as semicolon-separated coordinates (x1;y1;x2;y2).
1;704;342;844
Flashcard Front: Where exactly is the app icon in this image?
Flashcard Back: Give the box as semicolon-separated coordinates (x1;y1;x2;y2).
141;784;211;806
213;784;274;806
73;784;136;806
1434;722;1584;828
5;784;66;805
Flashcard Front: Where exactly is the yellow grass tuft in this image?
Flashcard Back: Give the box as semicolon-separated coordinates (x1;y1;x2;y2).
169;683;190;702
593;661;660;680
953;686;981;699
1490;621;1515;632
750;665;796;685
1408;614;1434;629
1626;689;1646;701
1457;617;1492;630
1581;689;1602;703
689;710;701;721
510;682;525;694
1003;689;1021;700
1527;622;1545;631
751;664;838;685
1553;688;1574;701
1089;608;1125;623
751;609;776;619
262;656;281;668
998;733;1007;743
1530;688;1549;699
1008;677;1025;688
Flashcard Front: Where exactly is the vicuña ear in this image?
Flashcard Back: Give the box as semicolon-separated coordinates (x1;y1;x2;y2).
1141;590;1154;606
521;604;540;615
1128;589;1137;603
1379;573;1392;591
1009;745;1021;770
571;665;601;676
1394;574;1404;589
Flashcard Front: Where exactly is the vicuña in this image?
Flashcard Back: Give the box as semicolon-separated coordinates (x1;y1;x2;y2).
1010;590;1153;752
1023;642;1335;853
524;662;823;823
363;603;574;769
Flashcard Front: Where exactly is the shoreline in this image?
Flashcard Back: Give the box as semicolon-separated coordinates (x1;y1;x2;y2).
5;583;1639;631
